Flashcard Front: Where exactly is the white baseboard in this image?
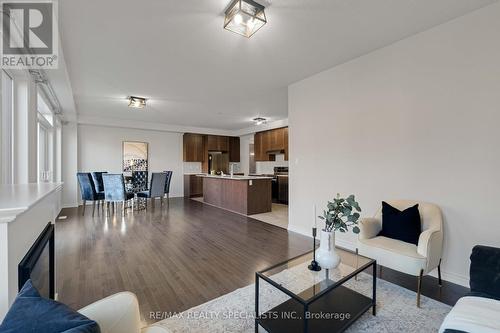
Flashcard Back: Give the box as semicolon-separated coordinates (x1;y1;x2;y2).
61;203;78;209
287;224;469;288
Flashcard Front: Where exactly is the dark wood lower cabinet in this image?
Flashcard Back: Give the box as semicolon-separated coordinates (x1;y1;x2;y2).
184;175;203;197
203;177;272;215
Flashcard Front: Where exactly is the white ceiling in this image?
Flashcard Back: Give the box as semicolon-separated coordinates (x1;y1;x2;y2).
59;0;496;131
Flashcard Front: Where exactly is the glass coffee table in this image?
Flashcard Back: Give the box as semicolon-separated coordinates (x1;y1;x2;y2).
255;248;376;333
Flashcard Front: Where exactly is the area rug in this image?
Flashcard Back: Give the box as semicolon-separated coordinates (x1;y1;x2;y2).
149;262;450;333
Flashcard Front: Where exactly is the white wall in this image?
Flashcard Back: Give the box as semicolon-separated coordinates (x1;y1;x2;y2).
239;134;253;175
288;2;500;287
62;122;79;207
77;124;184;198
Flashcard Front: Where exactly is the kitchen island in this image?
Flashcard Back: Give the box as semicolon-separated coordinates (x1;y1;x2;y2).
199;175;272;215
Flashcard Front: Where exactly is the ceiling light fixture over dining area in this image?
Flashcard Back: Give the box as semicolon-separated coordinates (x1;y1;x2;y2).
224;0;267;38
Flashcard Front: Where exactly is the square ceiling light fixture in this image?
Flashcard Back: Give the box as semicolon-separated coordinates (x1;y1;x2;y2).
253;117;267;125
224;0;267;38
128;96;147;108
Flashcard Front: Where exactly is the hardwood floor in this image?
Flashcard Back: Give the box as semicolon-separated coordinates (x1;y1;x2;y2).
56;198;311;324
56;198;468;325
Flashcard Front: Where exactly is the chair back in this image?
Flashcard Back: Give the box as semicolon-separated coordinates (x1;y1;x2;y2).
91;171;108;192
132;171;148;191
374;200;443;231
163;171;173;194
149;172;168;198
102;174;127;201
77;173;97;200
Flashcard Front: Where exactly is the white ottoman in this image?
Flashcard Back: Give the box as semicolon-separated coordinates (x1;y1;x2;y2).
439;296;500;333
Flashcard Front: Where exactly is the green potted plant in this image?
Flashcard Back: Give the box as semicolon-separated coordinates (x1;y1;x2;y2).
317;194;361;269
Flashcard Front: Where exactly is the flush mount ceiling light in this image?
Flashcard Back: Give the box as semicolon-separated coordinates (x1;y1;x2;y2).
128;96;147;108
253;117;267;125
224;0;267;38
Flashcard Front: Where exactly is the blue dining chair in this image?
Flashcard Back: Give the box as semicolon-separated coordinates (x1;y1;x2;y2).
102;174;135;216
91;171;107;193
137;172;167;208
77;173;104;217
163;171;173;201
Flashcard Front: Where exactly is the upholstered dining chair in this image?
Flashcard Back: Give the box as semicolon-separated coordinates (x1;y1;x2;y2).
91;171;107;193
132;171;148;192
137;172;167;208
77;173;104;217
102;174;135;216
357;200;444;307
163;171;173;201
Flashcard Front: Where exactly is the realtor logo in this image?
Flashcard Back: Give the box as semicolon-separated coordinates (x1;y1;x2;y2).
1;0;58;68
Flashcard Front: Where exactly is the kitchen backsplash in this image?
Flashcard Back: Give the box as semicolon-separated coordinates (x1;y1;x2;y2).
183;162;202;174
256;154;288;174
230;163;241;173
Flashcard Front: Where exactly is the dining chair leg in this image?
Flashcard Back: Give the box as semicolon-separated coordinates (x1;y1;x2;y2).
92;201;96;217
417;269;424;307
82;200;86;216
106;202;110;217
122;200;126;216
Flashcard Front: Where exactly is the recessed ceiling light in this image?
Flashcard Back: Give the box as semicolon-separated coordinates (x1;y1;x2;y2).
224;0;267;38
127;96;146;108
253;117;267;125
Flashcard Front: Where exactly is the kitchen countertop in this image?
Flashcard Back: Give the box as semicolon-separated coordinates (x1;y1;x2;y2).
197;175;273;180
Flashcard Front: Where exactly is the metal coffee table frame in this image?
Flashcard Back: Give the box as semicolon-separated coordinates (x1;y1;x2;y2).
255;249;376;333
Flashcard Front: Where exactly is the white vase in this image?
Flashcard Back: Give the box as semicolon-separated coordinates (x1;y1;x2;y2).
316;230;341;269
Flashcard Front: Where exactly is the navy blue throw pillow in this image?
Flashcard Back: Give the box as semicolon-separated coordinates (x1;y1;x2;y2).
378;202;421;245
0;280;100;333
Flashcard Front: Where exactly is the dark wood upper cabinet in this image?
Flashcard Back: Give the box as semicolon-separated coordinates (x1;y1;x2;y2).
183;133;204;162
206;135;218;151
254;127;288;161
217;136;229;152
270;127;286;151
229;137;240;162
207;135;229;152
254;132;263;161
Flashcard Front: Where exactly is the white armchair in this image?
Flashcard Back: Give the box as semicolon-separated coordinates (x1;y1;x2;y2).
357;200;444;307
78;292;169;333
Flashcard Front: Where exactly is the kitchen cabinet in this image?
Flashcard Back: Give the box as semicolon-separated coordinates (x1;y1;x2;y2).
229;136;240;162
217;136;229;152
254;131;267;161
254;127;288;161
207;135;229;152
183;133;204;162
270;127;286;151
184;175;203;197
207;135;218;151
